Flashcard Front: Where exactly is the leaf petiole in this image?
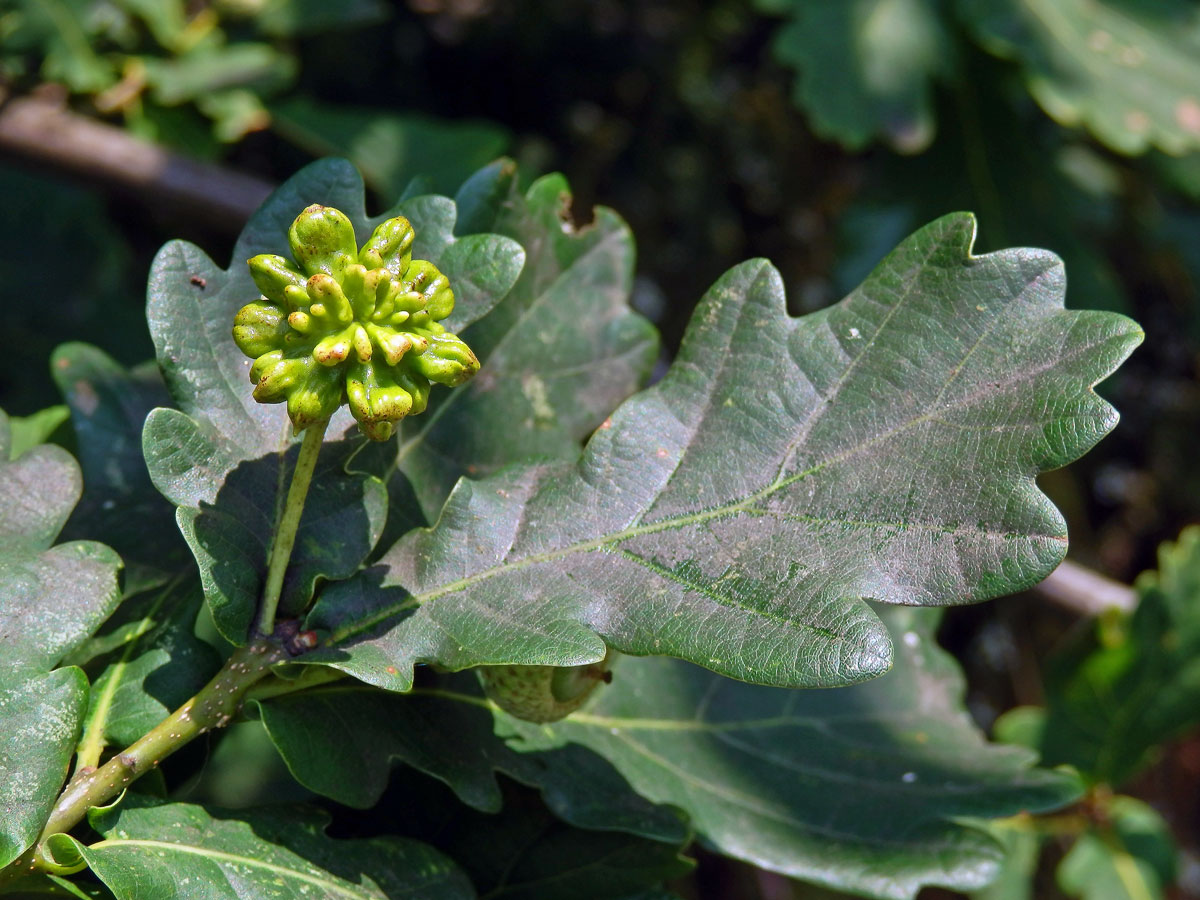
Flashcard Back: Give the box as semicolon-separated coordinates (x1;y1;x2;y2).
258;419;328;637
0;637;291;883
243;665;347;703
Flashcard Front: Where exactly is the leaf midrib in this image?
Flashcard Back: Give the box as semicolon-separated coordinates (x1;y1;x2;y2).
331;351;1077;646
87;838;381;899
75;575;184;767
602;731;972;852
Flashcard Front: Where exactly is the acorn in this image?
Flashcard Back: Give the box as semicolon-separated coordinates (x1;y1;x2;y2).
477;652;615;723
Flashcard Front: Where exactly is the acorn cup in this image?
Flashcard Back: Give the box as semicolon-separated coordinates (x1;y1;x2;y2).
233;204;481;438
477;651;616;723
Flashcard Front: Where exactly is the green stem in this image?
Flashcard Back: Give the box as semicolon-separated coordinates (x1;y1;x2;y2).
73;574;186;775
243;665;347;703
258;420;328;637
0;638;289;884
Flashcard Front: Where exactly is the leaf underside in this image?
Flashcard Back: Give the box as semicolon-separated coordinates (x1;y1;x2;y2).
306;211;1141;691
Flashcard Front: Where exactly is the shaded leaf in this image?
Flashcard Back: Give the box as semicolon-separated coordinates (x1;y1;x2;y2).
52;344;187;594
143;43;295;105
172;718;315;810
270;98;510;198
392;167;661;519
376;771;692;900
308;212;1140;690
0;168;145;417
251;0;388;36
60;799;473;900
1008;526;1200;786
760;0;953;152
0;871;115;898
141;159;522;642
252;677;688;842
491;609;1081;900
961;0;1200;155
66;575;220;759
159;423;389;641
1056;796;1176;900
426;785;692;900
833;60;1127;315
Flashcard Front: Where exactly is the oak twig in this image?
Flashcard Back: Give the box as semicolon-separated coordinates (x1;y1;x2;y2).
0;91;273;231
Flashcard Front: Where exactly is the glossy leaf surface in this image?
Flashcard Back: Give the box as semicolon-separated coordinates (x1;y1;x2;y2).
308;212;1140;691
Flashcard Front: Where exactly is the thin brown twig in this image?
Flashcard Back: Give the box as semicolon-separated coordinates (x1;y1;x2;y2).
1032;558;1137;616
0;90;273;232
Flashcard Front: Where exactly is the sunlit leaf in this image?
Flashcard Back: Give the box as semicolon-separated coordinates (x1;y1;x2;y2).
306;212;1140;690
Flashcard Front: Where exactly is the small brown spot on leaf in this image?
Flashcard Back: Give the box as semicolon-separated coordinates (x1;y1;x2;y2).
190;275;207;289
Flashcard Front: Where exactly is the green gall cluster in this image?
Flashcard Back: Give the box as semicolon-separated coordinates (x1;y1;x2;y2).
477;653;614;723
233;204;480;440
